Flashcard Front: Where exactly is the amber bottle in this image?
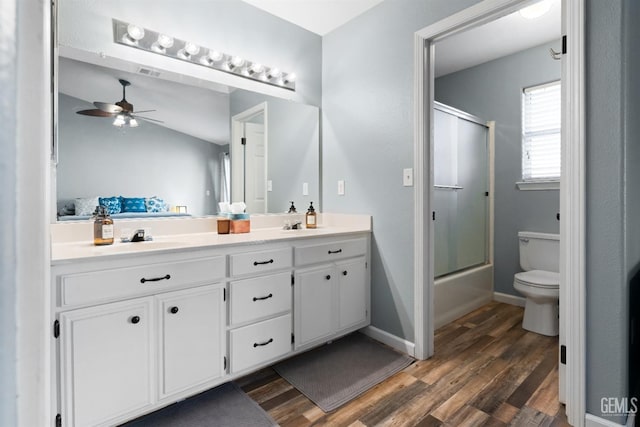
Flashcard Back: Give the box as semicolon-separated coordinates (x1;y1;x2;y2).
93;206;114;245
305;201;317;229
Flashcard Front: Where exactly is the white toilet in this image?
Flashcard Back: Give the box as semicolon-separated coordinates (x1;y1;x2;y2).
513;231;560;336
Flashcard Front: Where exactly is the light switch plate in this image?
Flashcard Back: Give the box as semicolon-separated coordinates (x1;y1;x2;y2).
302;182;309;196
267;180;273;192
338;180;345;195
403;168;413;187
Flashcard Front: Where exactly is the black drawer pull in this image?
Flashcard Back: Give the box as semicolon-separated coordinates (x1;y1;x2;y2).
342;271;348;276
140;274;171;284
253;259;274;266
170;306;179;314
253;338;273;348
326;275;331;280
130;316;140;324
253;293;273;302
328;249;342;255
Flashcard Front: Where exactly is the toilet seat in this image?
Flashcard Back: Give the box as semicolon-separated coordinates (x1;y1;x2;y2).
514;270;559;289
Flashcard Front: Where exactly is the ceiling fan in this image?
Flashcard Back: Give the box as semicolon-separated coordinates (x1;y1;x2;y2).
76;79;163;128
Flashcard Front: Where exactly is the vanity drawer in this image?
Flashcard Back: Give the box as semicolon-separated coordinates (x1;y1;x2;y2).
230;247;292;277
294;238;367;266
59;256;226;307
229;272;292;326
229;314;292;373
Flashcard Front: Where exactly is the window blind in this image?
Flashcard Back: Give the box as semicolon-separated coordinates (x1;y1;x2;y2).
522;80;561;181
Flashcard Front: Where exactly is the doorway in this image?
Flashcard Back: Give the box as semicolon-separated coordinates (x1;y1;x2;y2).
412;0;586;426
231;102;268;213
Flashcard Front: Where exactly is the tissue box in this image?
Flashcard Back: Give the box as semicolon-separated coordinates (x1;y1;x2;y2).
230;213;250;234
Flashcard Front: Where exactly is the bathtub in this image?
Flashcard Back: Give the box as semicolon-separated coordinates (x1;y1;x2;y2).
434;263;494;329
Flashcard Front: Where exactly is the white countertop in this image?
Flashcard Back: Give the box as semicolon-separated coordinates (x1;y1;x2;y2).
51;214;371;264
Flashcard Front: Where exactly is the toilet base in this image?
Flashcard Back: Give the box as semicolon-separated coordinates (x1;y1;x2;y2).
522;298;559;336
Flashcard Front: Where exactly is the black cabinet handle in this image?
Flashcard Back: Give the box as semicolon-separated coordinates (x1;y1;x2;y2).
328;249;342;255
342;270;348;276
130;316;140;324
326;275;331;280
253;259;274;266
140;274;171;284
253;293;273;302
170;306;179;314
253;338;273;348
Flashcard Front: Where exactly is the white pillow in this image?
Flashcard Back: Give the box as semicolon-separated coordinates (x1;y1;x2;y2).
75;197;99;216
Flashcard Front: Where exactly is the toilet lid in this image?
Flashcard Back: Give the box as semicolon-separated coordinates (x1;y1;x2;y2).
515;270;559;288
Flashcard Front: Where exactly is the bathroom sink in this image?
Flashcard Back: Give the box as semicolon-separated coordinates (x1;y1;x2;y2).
91;240;189;254
280;228;322;235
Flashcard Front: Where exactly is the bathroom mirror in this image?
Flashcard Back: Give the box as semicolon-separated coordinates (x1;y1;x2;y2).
55;57;319;221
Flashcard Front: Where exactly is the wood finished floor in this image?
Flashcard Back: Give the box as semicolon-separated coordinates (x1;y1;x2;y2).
237;302;569;427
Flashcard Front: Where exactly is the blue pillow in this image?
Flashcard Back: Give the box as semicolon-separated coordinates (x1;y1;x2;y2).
99;196;122;215
146;196;168;213
121;197;147;213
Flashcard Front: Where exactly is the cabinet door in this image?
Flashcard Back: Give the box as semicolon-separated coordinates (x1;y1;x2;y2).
294;265;335;349
59;298;154;427
158;284;225;399
336;257;368;331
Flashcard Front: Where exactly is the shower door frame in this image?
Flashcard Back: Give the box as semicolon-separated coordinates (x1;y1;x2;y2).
412;1;585;426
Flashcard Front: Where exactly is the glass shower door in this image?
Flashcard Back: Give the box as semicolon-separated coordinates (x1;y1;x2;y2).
434;106;488;278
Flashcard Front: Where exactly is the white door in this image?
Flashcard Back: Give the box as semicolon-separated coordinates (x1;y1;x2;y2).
59;298;154;427
157;284;225;399
244;122;267;213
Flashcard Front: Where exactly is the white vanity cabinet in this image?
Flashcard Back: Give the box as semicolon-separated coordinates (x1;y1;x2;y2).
53;251;227;427
293;237;370;350
59;297;154;427
227;246;293;374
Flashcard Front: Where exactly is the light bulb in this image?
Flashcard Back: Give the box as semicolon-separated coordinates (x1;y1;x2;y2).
201;50;224;65
123;24;145;45
268;68;282;79
178;42;200;59
152;34;174;53
285;73;296;83
113;115;125;127
129;118;139;128
230;56;245;68
250;63;264;74
519;0;552;19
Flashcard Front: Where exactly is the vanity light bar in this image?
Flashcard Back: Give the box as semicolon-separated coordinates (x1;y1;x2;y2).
112;19;296;91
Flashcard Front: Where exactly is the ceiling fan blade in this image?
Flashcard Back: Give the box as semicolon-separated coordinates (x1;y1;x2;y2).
134;115;164;124
76;109;117;117
131;109;156;114
94;102;123;113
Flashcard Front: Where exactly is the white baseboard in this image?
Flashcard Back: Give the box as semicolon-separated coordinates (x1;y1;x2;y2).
360;326;416;357
585;413;629;427
493;292;526;307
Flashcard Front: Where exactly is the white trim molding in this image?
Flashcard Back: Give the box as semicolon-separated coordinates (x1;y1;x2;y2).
585;413;629;427
516;180;560;190
361;326;416;357
493;292;526;307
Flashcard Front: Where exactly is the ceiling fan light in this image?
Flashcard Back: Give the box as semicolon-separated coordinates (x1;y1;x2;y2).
129;118;139;128
113;115;126;127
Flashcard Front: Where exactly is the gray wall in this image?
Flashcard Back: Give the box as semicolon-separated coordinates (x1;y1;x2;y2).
322;0;481;341
57;93;225;216
435;41;561;296
230;90;320;213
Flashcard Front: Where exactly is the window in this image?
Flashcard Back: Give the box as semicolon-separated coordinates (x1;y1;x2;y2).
521;80;561;186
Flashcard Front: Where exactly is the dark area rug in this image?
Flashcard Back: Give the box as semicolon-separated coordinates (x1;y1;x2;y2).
273;332;414;412
120;382;277;427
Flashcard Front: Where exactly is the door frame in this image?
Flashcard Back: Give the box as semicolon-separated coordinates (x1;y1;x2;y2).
230;102;268;210
412;1;585;426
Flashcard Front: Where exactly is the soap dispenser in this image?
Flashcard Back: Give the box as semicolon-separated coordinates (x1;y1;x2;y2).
93;206;114;246
288;201;297;213
305;201;317;229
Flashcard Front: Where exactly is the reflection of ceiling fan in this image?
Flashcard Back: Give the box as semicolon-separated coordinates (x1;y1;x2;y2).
76;79;163;128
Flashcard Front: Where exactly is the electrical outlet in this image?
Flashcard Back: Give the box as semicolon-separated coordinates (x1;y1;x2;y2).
338;180;345;195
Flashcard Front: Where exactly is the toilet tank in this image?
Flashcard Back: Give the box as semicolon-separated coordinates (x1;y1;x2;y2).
518;231;560;272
